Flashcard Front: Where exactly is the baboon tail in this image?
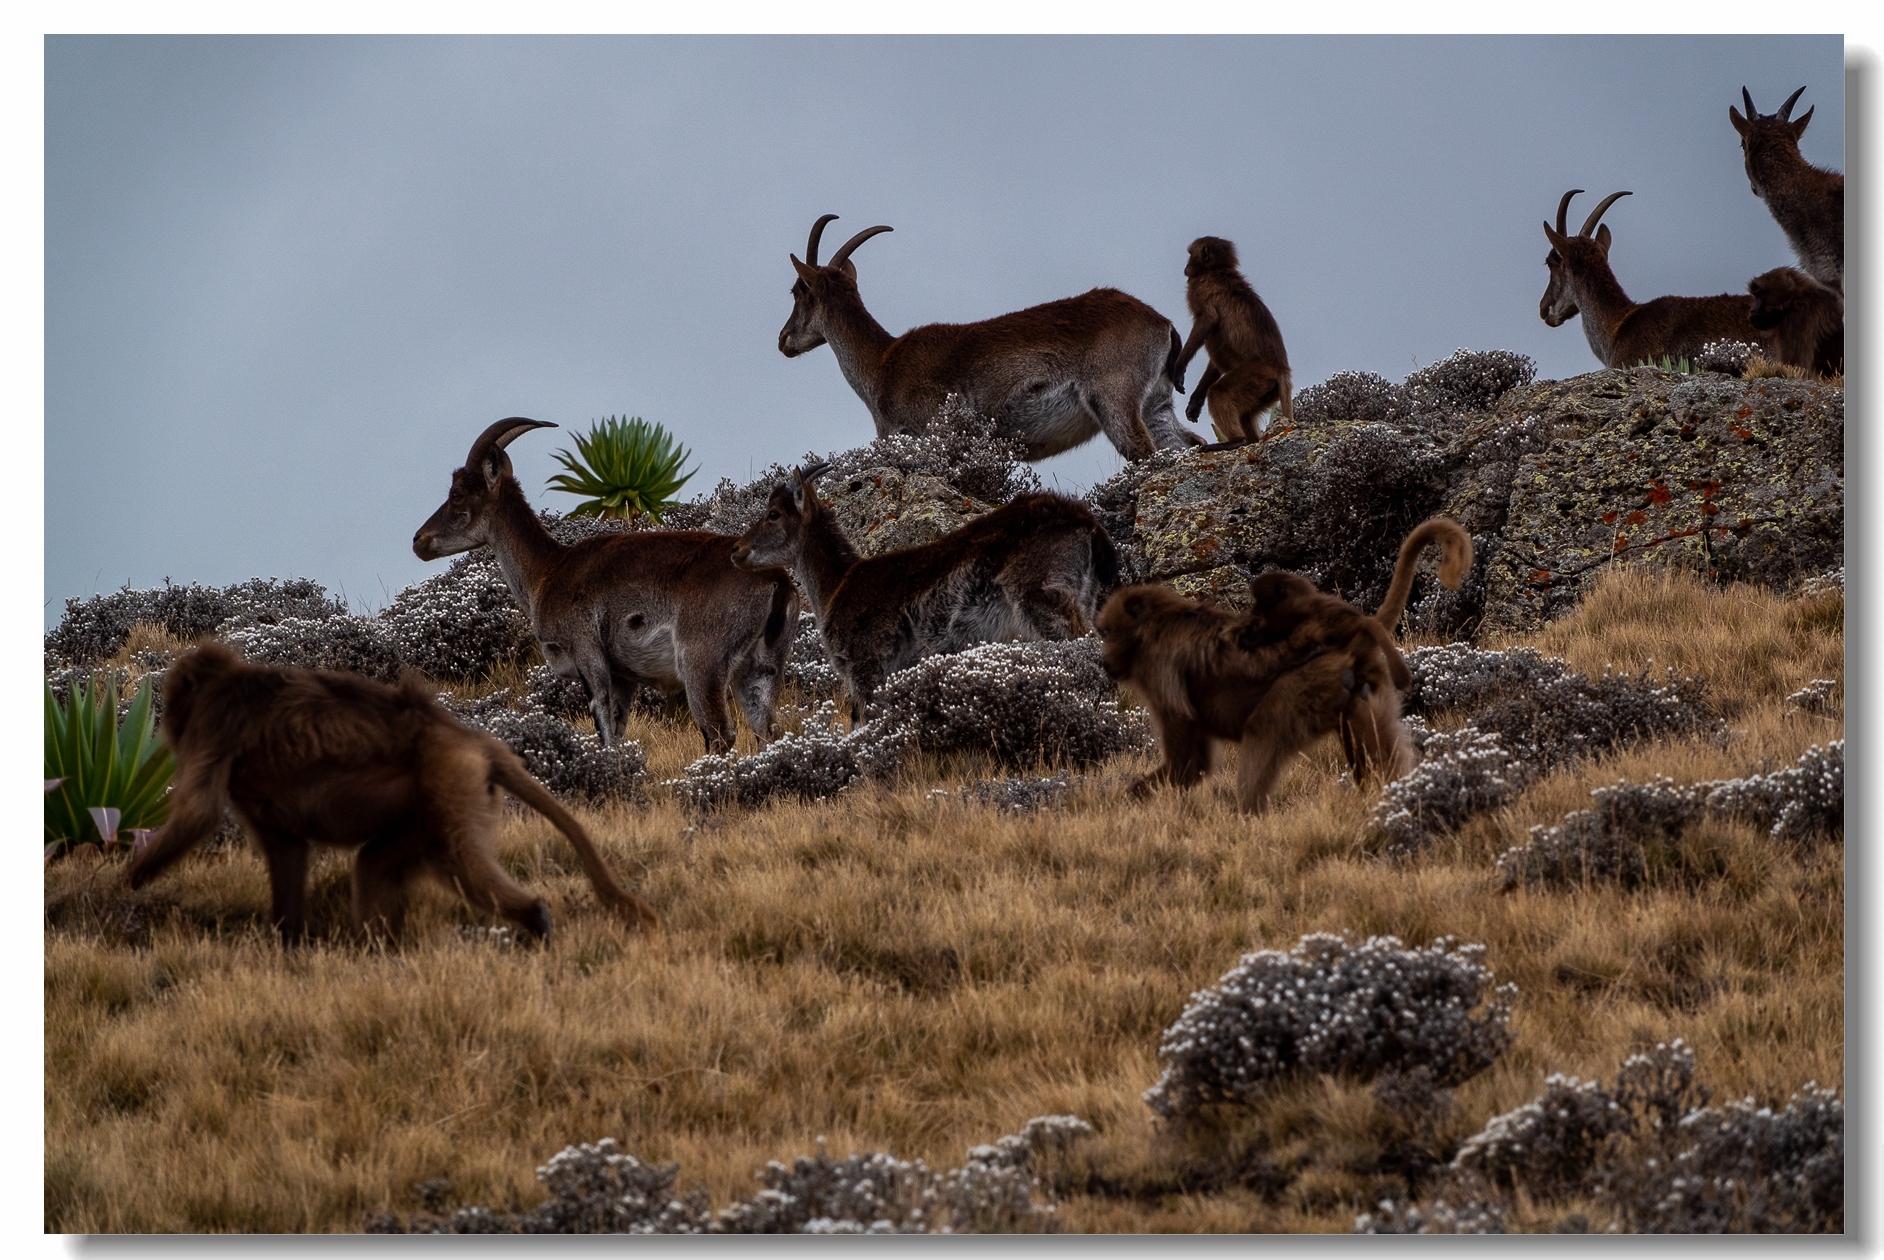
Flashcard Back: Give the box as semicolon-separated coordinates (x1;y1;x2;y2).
1091;524;1122;589
763;573;796;649
490;757;661;933
1277;368;1295;421
1371;518;1474;635
1164;325;1183;385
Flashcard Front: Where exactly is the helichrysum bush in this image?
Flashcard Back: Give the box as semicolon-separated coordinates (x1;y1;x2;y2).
1437;1039;1842;1233
668;640;1149;811
1143;934;1516;1121
546;416;697;524
443;690;646;803
366;1115;1091;1234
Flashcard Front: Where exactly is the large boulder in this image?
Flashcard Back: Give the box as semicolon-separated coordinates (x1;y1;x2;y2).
1096;364;1842;634
818;466;996;557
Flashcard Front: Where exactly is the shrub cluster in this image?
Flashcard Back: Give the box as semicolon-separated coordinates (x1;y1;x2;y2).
1296;424;1451;608
1143;934;1516;1121
1352;1197;1508;1234
1497;743;1844;891
46;577;345;668
367;1116;1091;1234
783;612;840;697
1291;370;1408;431
1432;1040;1842;1233
698;395;1038;537
1785;678;1840;716
668;641;1149;811
1696;339;1761;375
443;690;647;803
1368;728;1528;860
957;771;1079;813
1400;348;1537;420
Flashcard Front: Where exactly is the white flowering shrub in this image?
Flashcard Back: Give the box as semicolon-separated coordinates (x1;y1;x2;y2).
783;612;840;696
1352;1197;1507;1234
1785;678;1840;716
1298;423;1452;610
1432;1040;1842;1233
1401;348;1536;419
1498;744;1845;891
1368;728;1529;859
46;577;345;667
1697;339;1761;375
959;772;1079;813
1291;370;1409;431
1143;934;1516;1121
1703;741;1843;840
698;396;1039;536
367;1116;1091;1234
444;691;646;802
374;553;534;680
669;640;1149;811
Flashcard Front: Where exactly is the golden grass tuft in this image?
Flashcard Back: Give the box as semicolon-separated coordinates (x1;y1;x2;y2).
44;568;1842;1232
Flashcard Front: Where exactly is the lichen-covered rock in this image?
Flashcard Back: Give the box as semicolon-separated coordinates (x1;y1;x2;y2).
1090;363;1841;634
820;467;996;557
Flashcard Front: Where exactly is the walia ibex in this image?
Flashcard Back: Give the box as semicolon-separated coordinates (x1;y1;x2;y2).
1540;190;1773;368
731;463;1120;719
779;214;1204;462
414;418;797;753
1730;86;1843;293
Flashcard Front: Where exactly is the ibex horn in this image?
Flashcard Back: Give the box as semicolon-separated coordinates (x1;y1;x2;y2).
1579;191;1632;238
805;214;840;267
1555;189;1585;236
1779;86;1807;121
467;417;557;469
1742;86;1758;117
800;460;834;483
828;226;893;270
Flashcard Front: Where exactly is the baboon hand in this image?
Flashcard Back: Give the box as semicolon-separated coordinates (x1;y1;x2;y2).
1184;393;1206;423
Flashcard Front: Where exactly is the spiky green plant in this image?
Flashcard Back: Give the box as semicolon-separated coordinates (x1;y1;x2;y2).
1638;355;1695;374
45;674;173;857
546;416;697;523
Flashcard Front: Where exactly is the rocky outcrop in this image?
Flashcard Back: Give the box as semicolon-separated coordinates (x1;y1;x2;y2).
1093;364;1842;633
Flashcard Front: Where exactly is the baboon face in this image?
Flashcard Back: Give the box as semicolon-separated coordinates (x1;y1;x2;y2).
1097;590;1163;680
1184;236;1237;279
1747;279;1782;329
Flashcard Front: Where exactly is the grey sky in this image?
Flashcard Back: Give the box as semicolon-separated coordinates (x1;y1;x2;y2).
44;34;1844;627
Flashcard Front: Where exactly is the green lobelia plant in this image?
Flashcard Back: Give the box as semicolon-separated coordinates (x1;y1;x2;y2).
45;674;174;858
546;416;697;524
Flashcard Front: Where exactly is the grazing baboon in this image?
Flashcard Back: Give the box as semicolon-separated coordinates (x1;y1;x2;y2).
1174;236;1293;445
1099;518;1472;812
1747;266;1844;377
124;642;661;946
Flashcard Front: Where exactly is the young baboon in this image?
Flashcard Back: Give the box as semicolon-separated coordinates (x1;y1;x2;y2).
1099;518;1472;812
1747;266;1843;377
124;642;661;946
1174;236;1293;445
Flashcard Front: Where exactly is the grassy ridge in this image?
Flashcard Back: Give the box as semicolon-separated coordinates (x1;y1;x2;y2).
44;568;1843;1232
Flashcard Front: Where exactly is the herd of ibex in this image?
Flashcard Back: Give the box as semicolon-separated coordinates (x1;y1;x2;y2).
125;85;1843;947
1542;86;1843;374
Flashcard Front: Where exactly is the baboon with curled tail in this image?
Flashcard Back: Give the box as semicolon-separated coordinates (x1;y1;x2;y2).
124;642;661;947
1099;518;1471;812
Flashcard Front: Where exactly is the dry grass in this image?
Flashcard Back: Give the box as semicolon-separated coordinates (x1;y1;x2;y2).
43;568;1842;1233
1741;354;1842;388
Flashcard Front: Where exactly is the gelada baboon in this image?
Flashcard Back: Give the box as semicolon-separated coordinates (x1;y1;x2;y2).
124;642;661;946
1746;266;1843;377
1174;236;1293;445
1099;518;1471;812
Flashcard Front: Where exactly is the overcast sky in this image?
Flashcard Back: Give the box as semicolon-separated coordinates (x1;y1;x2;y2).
44;34;1844;626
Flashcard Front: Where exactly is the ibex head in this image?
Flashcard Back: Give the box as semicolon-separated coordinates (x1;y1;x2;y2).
1539;189;1631;327
731;462;832;570
413;417;557;560
778;215;893;357
1729;86;1815;195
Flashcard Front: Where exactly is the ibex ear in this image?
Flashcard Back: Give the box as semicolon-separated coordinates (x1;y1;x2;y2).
1729;105;1749;136
1790;105;1814;139
791;254;817;282
1594;224;1612;253
481;450;509;489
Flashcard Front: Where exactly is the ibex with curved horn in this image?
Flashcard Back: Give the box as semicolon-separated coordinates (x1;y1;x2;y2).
779;214;1205;462
1730;86;1843;293
1539;190;1774;369
731;461;1120;720
414;418;798;753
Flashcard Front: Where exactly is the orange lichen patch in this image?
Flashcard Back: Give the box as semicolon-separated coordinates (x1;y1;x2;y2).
1646;481;1673;506
1601;511;1620;525
1625;510;1648;526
